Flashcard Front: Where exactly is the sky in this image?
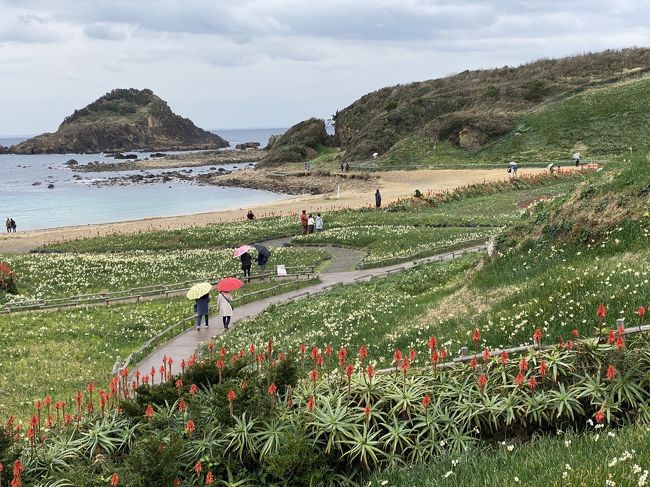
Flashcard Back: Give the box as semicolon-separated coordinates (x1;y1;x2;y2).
0;0;649;135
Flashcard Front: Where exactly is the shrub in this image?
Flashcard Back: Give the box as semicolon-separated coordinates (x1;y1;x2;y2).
0;262;17;294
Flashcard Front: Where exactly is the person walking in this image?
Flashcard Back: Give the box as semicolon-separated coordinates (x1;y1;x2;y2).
315;213;324;232
375;189;382;208
194;293;210;330
240;251;252;281
307;214;315;233
256;252;269;273
345;162;350;172
217;291;233;330
9;218;16;233
5;218;11;233
340;161;345;173
247;210;255;220
300;209;308;234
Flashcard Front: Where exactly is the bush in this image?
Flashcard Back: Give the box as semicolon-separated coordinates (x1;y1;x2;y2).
0;262;17;294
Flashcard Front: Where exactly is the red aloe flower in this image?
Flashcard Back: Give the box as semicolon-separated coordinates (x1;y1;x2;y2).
607;330;616;344
606;364;617;380
472;328;481;343
594;408;605;424
440;347;448;360
325;344;333;358
145;404;154;419
194;461;202;475
401;359;410;373
309;368;319;384
482;348;491;363
227;389;236;402
364;405;372;417
528;375;538;389
358;345;368;361
615;336;625;350
366;365;375;379
205;471;214;485
571;329;580;338
514;372;525;387
306;396;315;411
538;360;548;378
337;347;347;366
596;304;606;319
346;364;354;378
477;374;488;390
533;328;543;345
310;346;319;362
469;358;478;371
422;394;431;411
393;349;403;364
185;420;196;436
500;350;508;366
567;340;574;350
431;350;440;365
428;336;437;351
178;399;187;413
409;348;416;363
519;356;529;371
175;379;183;390
268;383;277;395
189;383;199;395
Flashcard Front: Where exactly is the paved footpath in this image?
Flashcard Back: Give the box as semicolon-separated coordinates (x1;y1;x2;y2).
133;243;485;377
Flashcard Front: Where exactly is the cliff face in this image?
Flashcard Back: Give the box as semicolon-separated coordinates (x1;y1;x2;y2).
0;146;8;154
10;89;228;154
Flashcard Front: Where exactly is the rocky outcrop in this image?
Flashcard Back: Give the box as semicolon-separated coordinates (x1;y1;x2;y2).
235;142;260;150
0;145;8;154
261;118;335;165
10;88;229;154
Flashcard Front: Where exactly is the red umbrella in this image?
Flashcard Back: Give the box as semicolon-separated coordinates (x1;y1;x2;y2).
215;277;244;292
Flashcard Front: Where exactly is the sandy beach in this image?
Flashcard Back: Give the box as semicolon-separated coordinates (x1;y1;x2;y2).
0;168;543;253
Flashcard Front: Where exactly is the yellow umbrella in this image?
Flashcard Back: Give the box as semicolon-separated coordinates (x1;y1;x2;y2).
186;282;212;300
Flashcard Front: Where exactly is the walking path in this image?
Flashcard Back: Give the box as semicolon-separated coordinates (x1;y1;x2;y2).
133;243;485;377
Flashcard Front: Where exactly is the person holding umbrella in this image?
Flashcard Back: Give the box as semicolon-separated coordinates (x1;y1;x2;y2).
215;277;243;331
186;282;212;331
252;243;271;273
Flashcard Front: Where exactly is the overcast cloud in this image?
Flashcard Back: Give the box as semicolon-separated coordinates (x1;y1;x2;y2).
0;0;649;135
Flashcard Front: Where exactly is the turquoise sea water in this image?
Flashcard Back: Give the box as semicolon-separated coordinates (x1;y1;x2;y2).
0;128;286;231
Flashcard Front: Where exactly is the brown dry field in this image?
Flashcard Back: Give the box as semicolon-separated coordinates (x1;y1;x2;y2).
0;168;543;253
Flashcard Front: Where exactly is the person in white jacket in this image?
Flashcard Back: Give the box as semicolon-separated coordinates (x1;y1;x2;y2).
217;291;233;330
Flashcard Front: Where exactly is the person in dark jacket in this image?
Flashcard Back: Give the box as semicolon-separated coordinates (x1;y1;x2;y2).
241;251;252;281
375;189;382;208
194;293;210;330
257;253;269;272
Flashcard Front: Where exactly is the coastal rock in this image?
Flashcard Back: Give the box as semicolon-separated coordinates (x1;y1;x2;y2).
265;134;280;150
9;88;229;154
0;145;8;154
65;159;78;166
261;118;334;165
150;152;167;158
113;153;138;160
47;183;55;189
235;142;261;150
32;181;41;186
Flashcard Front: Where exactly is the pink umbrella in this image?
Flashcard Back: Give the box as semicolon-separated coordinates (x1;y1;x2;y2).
215;277;244;292
233;245;251;257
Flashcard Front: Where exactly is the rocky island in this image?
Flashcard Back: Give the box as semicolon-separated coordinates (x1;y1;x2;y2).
9;88;229;154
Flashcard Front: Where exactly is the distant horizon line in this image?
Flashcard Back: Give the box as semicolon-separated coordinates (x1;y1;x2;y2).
0;126;289;139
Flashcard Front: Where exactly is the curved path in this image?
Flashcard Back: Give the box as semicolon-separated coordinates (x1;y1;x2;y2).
133;243;485;377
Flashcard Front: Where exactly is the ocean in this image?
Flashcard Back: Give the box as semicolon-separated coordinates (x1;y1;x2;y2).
0;128;286;231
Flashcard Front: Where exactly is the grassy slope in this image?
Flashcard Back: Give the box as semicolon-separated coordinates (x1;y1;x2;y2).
370;424;650;486
384;74;650;165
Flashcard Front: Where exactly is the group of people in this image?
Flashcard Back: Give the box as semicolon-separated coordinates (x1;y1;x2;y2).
239;249;268;280
340;161;350;173
5;218;16;233
300;210;324;234
194;291;233;331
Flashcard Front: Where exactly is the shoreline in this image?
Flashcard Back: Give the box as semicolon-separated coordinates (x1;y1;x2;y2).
0;168;544;253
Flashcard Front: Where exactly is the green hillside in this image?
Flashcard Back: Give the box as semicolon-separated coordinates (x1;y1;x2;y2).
265;48;650;166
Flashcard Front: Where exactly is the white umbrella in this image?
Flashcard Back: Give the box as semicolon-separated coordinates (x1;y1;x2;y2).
546;163;554;170
508;161;517;166
572;153;581;160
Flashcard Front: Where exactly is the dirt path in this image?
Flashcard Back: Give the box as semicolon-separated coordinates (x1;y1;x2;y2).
0;169;543;253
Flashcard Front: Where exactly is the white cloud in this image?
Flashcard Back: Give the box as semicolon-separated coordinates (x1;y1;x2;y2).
0;0;649;134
